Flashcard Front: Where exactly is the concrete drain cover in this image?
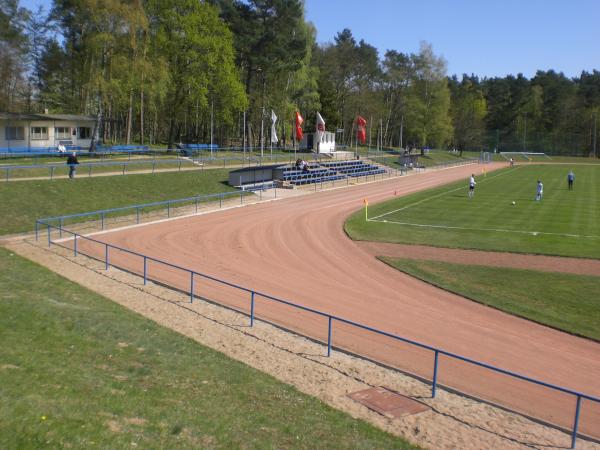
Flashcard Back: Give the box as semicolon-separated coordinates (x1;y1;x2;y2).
348;386;430;419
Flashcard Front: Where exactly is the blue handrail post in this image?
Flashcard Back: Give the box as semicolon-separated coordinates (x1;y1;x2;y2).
432;350;440;398
73;234;78;256
571;395;582;449
105;244;109;270
189;272;194;303
143;256;147;285
327;316;333;357
250;291;255;327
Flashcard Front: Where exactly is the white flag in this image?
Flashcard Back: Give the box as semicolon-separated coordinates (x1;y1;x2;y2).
270;110;278;144
316;111;326;142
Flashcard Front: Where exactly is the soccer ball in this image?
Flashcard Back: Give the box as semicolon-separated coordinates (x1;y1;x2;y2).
512;201;516;205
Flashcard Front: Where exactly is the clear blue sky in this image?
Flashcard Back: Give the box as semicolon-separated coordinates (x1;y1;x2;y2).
20;0;599;79
305;0;600;79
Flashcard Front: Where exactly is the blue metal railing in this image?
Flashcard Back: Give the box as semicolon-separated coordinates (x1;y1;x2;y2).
36;201;600;448
1;159;201;181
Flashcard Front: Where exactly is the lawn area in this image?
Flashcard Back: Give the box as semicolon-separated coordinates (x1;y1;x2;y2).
379;257;600;341
0;169;237;234
345;164;600;258
0;248;415;449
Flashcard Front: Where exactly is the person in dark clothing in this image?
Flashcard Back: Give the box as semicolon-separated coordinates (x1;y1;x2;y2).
567;170;575;190
67;152;79;178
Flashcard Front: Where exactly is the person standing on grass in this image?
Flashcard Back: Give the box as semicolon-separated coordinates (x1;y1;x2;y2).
67;152;79;179
536;180;543;201
468;174;476;199
568;170;575;190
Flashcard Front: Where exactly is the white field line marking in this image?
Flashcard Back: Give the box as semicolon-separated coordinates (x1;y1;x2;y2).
369;218;600;239
370;167;517;221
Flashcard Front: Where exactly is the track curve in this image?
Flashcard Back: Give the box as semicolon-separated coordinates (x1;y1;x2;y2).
80;163;600;438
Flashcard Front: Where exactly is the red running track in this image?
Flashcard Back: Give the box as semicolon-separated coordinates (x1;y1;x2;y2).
75;163;600;440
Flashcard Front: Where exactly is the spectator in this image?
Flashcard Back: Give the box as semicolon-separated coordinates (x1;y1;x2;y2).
67;152;79;179
57;143;66;153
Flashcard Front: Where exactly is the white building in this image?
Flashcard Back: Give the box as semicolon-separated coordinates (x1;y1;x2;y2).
0;112;96;151
299;131;336;153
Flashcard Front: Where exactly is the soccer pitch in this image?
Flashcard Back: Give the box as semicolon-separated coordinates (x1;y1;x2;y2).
346;164;600;258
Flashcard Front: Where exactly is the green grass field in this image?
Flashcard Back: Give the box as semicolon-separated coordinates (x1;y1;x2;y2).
380;258;600;341
0;170;237;234
0;248;414;449
346;164;600;258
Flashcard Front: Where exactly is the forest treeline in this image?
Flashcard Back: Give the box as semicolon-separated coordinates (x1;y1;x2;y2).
1;0;598;154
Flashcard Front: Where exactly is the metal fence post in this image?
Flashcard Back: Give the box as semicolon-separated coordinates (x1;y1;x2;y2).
250;291;255;327
50;166;54;180
432;350;440;398
327;316;333;357
35;221;39;241
143;256;147;285
167;202;170;218
5;167;9;181
47;224;51;247
136;207;140;224
219;195;222;208
101;212;105;230
73;234;77;256
122;163;126;175
59;218;63;237
189;272;194;303
195;197;199;213
240;192;243;204
105;244;109;270
571;395;582;449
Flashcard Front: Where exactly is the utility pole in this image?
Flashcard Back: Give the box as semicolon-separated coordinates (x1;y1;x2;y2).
243;110;246;167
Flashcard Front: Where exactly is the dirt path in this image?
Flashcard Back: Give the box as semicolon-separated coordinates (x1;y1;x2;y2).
356;241;600;276
1;165;204;182
56;161;600;439
5;238;599;450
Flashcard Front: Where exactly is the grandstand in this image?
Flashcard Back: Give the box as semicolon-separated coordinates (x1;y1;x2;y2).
229;159;389;190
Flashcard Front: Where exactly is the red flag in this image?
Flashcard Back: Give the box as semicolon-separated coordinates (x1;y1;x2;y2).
356;116;367;144
295;111;304;140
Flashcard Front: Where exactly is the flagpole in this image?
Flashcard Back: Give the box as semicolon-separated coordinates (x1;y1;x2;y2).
210;100;214;159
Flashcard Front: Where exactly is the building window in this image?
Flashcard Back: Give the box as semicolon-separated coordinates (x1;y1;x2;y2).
78;127;91;139
55;127;71;139
56;127;71;139
31;127;48;140
5;126;25;140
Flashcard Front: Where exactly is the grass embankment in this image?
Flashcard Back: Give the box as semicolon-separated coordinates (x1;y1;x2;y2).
346;165;600;259
379;258;600;341
0;169;237;234
0;248;414;449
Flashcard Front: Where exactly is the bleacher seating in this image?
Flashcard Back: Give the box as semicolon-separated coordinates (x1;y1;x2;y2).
280;160;387;186
178;143;219;156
